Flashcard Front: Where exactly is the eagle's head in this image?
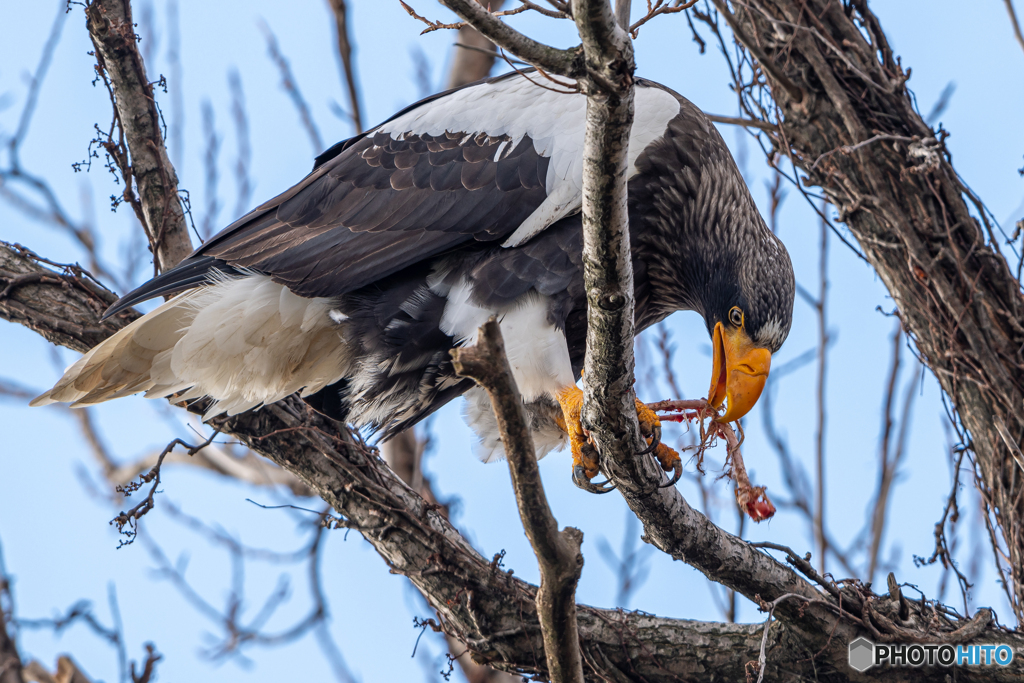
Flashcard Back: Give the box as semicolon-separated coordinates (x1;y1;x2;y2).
700;223;794;423
630;107;796;423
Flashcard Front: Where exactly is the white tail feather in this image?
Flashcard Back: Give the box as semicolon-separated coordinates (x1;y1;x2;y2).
31;274;350;419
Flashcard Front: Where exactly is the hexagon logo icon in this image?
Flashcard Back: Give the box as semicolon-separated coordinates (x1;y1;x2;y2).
849;637;875;672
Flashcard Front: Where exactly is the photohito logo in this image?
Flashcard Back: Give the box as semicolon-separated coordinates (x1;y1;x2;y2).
848;637;1014;672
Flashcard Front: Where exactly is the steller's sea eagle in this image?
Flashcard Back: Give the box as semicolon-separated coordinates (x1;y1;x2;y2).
32;71;795;492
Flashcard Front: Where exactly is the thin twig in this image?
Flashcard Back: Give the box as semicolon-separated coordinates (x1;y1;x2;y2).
259;21;324;154
325;0;364;132
109;430;220;546
1005;0;1024;59
228;70;253;218
628;0;698;37
705;113;777;131
867;323;902;580
814;208;829;575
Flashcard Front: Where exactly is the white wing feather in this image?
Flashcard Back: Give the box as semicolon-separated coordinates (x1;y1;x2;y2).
380;74;681;247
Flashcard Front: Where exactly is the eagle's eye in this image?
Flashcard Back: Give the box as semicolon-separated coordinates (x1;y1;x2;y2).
729;306;744;327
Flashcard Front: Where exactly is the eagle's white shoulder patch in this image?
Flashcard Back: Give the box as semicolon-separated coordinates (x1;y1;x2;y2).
379;74;681;248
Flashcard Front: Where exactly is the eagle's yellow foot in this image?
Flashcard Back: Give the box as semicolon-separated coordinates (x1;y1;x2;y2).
555;388;682;493
555;386;615;494
634;399;663;455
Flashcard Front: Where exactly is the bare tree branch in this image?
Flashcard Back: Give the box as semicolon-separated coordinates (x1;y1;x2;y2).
1005;0;1024;59
259;22;324;154
446;0;506;89
867;323;904;581
10;240;1024;679
813;211;829;574
325;0;364;132
436;0;582;77
453;320;585;683
227;70;253;219
7;0;1024;676
22;657;90;683
9;240;1024;679
0;595;25;683
165;0;184;170
704;112;777;131
85;0;193;272
109;438;313;497
703;0;1024;622
569;0;653;494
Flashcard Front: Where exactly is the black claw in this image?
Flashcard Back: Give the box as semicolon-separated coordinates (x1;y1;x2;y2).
572;463;616;494
636;423;661;456
658;458;684;489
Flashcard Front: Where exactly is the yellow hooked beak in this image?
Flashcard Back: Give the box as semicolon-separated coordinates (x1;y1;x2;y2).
708;322;771;423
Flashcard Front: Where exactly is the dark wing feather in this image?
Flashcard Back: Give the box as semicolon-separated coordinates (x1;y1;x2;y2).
104;116;550;317
195;130;548;299
103;256;241;317
104;129;547;316
104;71;683;317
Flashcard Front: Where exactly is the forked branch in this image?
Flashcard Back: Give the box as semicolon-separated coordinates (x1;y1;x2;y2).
452;319;585;683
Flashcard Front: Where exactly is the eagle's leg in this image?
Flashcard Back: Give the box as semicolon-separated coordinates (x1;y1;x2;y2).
554;386;683;493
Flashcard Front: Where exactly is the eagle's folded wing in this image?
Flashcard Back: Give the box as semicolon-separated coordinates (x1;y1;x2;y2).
108;73;681;314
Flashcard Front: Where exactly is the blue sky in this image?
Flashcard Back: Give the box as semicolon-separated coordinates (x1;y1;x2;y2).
1;1;1023;681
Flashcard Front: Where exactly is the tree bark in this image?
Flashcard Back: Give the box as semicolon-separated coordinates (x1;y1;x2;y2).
7;0;1024;677
440;0;583;77
572;0;654;488
708;0;1024;622
85;0;193;272
453;320;586;683
0;601;25;683
324;0;364;132
446;0;506;89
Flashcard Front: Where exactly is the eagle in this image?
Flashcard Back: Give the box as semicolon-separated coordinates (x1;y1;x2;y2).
32;71;795;492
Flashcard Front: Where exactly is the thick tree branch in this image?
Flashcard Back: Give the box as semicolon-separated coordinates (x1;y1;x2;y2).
17;0;1017;671
572;1;652;490
0;601;25;683
453;320;585;683
9;0;1024;674
380;432;518;683
84;0;193;272
421;7;829;639
706;0;1024;622
9;241;1024;680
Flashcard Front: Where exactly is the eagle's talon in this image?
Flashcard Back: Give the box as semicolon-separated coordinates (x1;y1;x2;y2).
556;385;611;493
572;464;616;494
653;442;683;488
637;423;662;456
659;457;684;489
